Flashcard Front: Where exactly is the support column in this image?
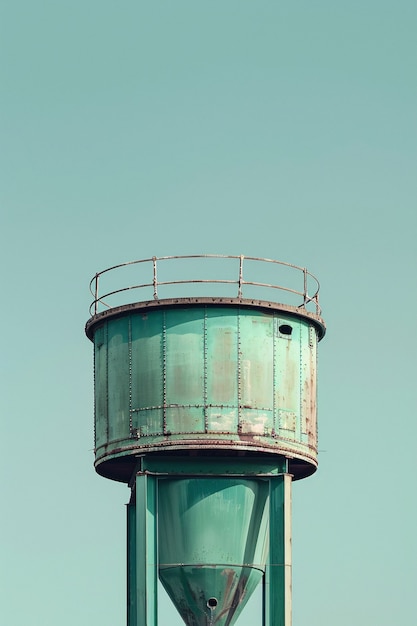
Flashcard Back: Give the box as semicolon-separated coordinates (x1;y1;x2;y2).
127;493;137;625
263;473;292;626
127;473;158;626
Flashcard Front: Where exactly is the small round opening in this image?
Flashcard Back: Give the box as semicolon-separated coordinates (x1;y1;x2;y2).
207;597;218;609
279;324;293;336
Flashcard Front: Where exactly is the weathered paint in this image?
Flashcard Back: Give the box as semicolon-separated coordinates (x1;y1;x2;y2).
127;474;158;626
158;478;269;626
87;258;325;626
263;474;292;626
126;468;293;626
90;304;320;482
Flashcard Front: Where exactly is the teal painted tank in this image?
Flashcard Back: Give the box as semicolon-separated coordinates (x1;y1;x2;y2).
86;256;325;482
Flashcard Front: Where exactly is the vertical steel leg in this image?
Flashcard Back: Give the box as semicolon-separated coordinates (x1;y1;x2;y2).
127;474;158;626
263;473;292;626
127;493;137;626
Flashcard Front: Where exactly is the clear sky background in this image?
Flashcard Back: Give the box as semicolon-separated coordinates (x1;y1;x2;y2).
1;1;416;625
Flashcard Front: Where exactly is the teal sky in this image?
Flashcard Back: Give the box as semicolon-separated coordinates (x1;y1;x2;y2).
1;1;416;625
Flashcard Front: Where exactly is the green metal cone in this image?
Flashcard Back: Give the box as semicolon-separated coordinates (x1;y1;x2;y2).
160;565;263;626
158;478;269;626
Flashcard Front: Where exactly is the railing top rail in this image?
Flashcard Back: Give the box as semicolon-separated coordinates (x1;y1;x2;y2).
88;254;322;318
90;254;312;282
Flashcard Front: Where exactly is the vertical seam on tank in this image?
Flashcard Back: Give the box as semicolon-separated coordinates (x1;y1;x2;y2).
203;306;208;432
128;316;133;436
308;326;313;441
93;331;97;450
299;320;302;443
162;309;167;434
300;321;305;436
237;307;242;431
313;327;318;450
307;326;318;438
273;315;277;437
307;326;314;447
105;322;109;442
317;330;319;447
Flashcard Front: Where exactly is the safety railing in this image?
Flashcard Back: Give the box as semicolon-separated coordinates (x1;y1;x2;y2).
89;255;321;317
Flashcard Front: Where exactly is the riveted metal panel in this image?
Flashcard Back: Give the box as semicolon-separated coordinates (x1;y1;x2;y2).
300;323;310;441
91;304;321;481
107;316;130;441
307;326;318;449
300;324;318;448
274;318;301;441
94;324;108;449
165;309;205;434
239;311;274;435
131;310;164;436
205;308;238;432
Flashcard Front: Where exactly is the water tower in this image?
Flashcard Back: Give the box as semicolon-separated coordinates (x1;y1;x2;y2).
85;255;326;626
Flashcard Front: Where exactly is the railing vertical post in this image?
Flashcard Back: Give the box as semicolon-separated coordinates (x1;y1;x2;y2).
153;257;158;300
94;274;99;315
238;255;244;298
303;268;307;308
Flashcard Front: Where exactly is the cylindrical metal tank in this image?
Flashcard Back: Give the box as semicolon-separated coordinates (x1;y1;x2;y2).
86;255;326;626
85;256;325;482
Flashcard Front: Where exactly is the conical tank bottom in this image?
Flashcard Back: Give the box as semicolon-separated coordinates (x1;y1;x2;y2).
159;564;263;626
158;478;269;626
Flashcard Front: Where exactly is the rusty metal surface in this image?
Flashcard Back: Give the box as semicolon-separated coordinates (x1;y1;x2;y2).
87;256;323;626
90;304;322;482
88;254;322;317
85;296;326;341
158;478;269;626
